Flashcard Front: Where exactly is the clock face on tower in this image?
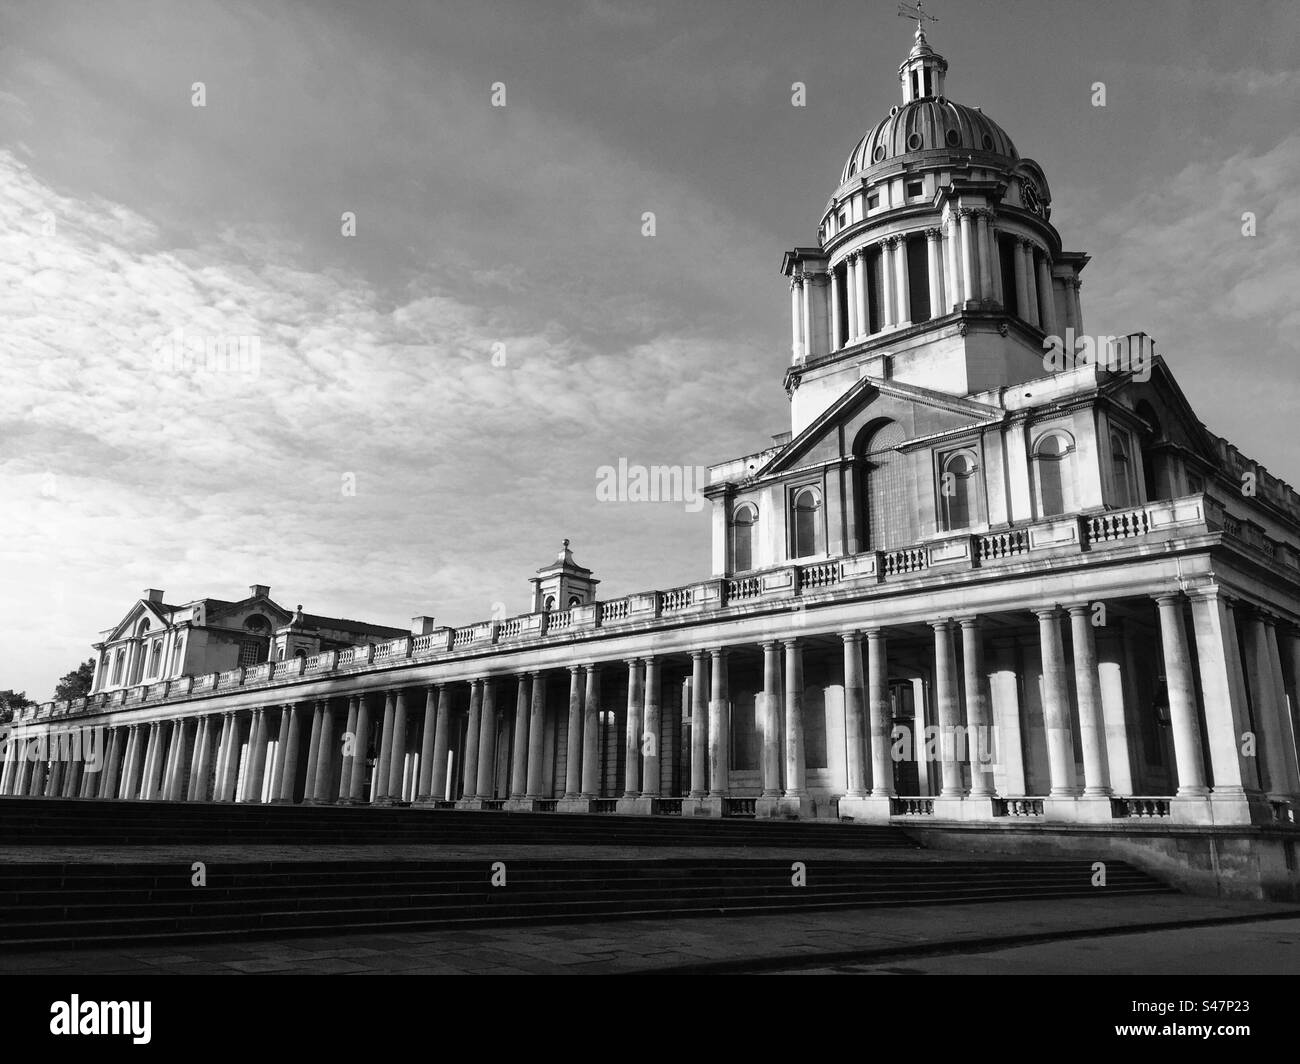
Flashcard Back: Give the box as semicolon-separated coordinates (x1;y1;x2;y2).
1022;180;1043;216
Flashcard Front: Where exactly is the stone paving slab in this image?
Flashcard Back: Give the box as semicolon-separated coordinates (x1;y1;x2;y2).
0;893;1293;975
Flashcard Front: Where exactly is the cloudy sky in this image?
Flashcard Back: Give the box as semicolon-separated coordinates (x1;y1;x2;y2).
1;0;1296;699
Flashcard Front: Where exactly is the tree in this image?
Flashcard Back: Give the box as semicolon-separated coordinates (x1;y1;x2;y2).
0;690;34;723
53;659;95;702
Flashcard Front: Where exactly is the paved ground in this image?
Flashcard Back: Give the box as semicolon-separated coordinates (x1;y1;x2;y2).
2;893;1295;975
778;917;1300;975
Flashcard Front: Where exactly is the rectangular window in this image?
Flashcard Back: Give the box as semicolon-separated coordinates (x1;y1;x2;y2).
838;212;847;229
906;180;923;199
867;193;880;210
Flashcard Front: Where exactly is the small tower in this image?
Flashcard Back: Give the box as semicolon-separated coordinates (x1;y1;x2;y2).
898;23;947;102
530;540;599;613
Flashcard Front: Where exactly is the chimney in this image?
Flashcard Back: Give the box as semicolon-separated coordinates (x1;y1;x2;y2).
144;589;164;603
411;615;437;635
249;585;270;599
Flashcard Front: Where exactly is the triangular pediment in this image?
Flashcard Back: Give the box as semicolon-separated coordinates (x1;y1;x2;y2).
102;599;173;644
755;375;1004;478
1107;357;1222;466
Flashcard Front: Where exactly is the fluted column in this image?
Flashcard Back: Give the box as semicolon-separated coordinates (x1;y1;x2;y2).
1069;277;1084;336
279;703;303;803
894;234;911;326
461;680;482;799
689;651;708;798
843;632;868;797
475;680;498;800
337;696;359;802
563;665;584;798
375;690;397;803
958;209;976;305
944;210;961;308
1154;594;1209;796
959;618;995;798
783;639;806;797
526;671;548;799
348;694;373;803
830;267;842;350
845;255;859;340
880;239;897;329
389;688;411;802
623;659;644;797
513;674;536;798
866;629;894;797
1020;242;1040;327
854;250;868;336
931;620;964;798
417;685;439;801
800;272;812;359
427;687;451;802
1012;235;1030;320
761;641;782;797
976;210;994;302
1036;254;1057;335
1242;613;1300;797
580;665;601;798
1034;607;1078;796
989;227;1005;306
707;648;729;797
642;657;661;798
925;227;944;319
1067;605;1111;796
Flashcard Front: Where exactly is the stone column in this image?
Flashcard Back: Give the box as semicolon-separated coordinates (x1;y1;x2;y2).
689;651;708;798
460;681;482;800
976;210;994;302
301;704;323;803
510;674;530;799
1265;622;1300;800
389;688;411;802
989;227;1005;306
1013;237;1030;321
1035;607;1079;797
312;701;336;804
1036;254;1057;336
867;629;894;798
1021;242;1040;327
783;639;806;800
244;710;269;803
135;722;157;801
800;272;812;359
165;719;189;801
925;227;944;319
473;680;497;801
337;696;359;802
1069;277;1084;336
760;641;783;798
280;703;303;803
830;266;842;350
789;277;801;361
642;657;661;798
854;250;868;337
989;643;1027;797
100;727;124;799
895;233;912;326
526;671;548;800
186;717;207;801
1096;629;1137;796
349;694;373;803
563;666;584;798
210;716;232;802
426;687;451;803
1243;613;1300;797
1067;605;1111;797
959;618;996;798
1189;589;1264;812
958;210;976;304
944;210;961;308
623;659;644;797
707;648;729;799
270;705;293;802
845;255;860;340
1154;594;1209;797
842;632;868;798
931;620;964;798
880;239;897;329
417;685;439;802
580;665;602;798
375;690;397;803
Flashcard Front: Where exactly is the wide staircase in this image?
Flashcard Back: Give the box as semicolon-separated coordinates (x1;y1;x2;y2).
0;798;1175;950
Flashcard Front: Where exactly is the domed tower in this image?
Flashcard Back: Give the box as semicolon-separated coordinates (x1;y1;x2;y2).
782;20;1089;434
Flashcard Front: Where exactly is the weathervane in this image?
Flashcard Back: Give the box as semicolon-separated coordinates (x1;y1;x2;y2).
898;1;939;35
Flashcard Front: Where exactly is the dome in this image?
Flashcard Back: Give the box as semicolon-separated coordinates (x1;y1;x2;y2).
839;98;1019;185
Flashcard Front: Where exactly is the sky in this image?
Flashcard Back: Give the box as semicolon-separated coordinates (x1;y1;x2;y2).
1;0;1297;699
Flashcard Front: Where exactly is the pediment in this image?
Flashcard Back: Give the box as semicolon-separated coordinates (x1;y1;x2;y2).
755;376;1003;478
102;599;173;644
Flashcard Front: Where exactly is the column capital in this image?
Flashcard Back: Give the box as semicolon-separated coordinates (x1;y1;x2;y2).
759;639;781;652
708;646;728;660
956;615;983;630
1152;591;1185;607
1069;276;1083;291
782;637;802;650
527;669;543;679
567;663;583;675
1065;602;1094;618
924;226;942;241
790;275;804;290
839;629;863;644
689;648;707;661
865;626;887;640
928;617;955;631
1031;605;1062;620
881;234;902;249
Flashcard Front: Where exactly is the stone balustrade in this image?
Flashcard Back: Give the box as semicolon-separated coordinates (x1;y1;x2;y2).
26;492;1293;721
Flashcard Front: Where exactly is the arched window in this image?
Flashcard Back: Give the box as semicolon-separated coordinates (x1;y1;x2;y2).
295;648;308;661
111;649;125;685
731;503;758;572
792;488;822;558
940;449;979;531
1032;431;1074;517
1111;431;1136;506
170;636;185;676
148;640;163;677
567;595;582;608
860;420;907;550
543;595;556;612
